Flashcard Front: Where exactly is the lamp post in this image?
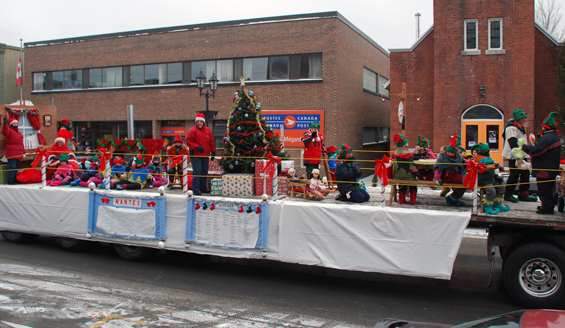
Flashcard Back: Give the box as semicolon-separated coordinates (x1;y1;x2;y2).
479;83;486;98
195;69;219;127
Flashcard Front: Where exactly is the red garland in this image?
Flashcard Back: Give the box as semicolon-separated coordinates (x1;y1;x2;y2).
229;121;260;130
230;130;263;137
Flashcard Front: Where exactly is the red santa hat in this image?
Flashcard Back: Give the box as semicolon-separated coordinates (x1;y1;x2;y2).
54;137;65;145
195;113;206;123
9;119;18;126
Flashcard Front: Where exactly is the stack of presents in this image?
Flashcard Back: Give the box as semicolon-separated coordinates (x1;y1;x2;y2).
206;158;295;198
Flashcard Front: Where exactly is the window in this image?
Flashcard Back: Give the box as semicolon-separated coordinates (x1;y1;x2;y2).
269;56;289;80
363;68;377;93
167;63;182;84
103;67;123;87
378;76;389;96
489;18;503;49
243;58;268;81
464;20;478;50
33;73;46;91
18;115;39;150
64;70;82;89
89;69;102;88
191;61;216;82
216;60;233;82
363;127;389;144
300;54;322;79
130;66;144;86
144;64;166;85
462;105;502;120
52;71;64;90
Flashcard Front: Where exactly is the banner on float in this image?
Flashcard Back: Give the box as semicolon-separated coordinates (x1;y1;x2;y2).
262;110;324;147
87;191;166;240
185;197;268;250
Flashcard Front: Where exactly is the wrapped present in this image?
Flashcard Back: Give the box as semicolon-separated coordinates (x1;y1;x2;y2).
206;171;225;191
278;175;291;196
280;160;295;175
222;173;255;198
211;178;223;195
255;159;278;197
208;159;225;174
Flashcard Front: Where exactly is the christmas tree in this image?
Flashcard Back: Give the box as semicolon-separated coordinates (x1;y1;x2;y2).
221;78;287;173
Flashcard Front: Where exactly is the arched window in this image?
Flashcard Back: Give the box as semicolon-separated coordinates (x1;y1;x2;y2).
462;105;503;120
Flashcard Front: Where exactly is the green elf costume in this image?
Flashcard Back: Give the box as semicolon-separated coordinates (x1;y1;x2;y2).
392;133;422;204
472;142;509;214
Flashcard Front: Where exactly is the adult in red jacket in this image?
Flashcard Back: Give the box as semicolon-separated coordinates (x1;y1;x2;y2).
301;121;325;179
2;117;24;184
186;113;216;195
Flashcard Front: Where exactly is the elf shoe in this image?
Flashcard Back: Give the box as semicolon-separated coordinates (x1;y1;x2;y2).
398;192;406;204
440;187;450;197
410;190;417;204
483;199;501;214
504;192;519;203
70;179;81;187
493;197;510;212
518;192;537;202
116;184;124;190
446;195;465;206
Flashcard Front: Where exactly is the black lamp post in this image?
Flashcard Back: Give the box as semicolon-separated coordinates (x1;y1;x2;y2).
196;69;219;126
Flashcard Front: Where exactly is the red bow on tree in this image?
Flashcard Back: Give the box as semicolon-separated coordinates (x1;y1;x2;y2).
374;155;391;187
31;147;49;168
263;151;282;179
98;148;112;172
463;160;486;191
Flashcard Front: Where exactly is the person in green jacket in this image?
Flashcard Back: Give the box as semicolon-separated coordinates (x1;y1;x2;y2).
472;143;509;214
392;133;422;204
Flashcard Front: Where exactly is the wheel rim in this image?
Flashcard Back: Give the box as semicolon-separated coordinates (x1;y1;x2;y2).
519;258;562;297
121;245;141;253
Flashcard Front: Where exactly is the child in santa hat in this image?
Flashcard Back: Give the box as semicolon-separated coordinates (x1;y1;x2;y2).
392;133;422;204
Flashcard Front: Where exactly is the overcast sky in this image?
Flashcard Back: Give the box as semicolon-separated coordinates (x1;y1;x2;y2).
1;0;435;51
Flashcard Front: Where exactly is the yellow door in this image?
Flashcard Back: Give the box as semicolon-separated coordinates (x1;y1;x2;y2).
462;121;504;164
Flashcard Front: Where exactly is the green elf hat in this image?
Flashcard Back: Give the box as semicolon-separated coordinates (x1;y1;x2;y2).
310;121;320;129
60;119;72;128
513;109;527;121
59;153;69;162
445;135;460;153
542;112;562;130
417;135;429;148
393;133;408;147
134;154;145;165
340;143;353;157
471;142;490;156
91;155;100;162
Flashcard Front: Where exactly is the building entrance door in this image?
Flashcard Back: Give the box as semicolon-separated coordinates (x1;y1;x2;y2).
461;105;504;164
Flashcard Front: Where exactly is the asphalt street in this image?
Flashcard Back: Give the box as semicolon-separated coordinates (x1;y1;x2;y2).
0;232;521;328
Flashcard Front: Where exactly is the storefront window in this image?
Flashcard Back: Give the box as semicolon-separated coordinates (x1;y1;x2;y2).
33;73;46;91
243;58;268;81
52;71;64;90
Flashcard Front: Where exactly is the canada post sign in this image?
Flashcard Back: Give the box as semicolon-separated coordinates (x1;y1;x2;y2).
262;110;324;147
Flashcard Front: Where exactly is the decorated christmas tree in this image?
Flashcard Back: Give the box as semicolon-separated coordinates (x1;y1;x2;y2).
221;78;287;173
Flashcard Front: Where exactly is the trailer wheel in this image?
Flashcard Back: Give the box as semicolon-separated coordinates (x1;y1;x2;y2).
558;197;564;213
503;243;565;308
0;231;34;244
53;237;88;252
113;244;153;261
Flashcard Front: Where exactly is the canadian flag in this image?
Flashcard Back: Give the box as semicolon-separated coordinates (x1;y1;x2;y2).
15;56;22;87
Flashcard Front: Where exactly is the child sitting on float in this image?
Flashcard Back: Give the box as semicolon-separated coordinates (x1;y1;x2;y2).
148;152;168;188
109;156;126;187
471;142;508;214
309;168;332;198
115;155;153;190
412;135;436;160
433;136;469;206
392;133;422;204
47;153;76;186
70;155;101;186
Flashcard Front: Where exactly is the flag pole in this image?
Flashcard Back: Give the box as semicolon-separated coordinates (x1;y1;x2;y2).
19;39;23;105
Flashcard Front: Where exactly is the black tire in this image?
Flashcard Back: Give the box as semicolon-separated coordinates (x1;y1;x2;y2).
53;237;88;252
0;231;34;244
503;243;565;308
113;244;154;261
558;197;564;213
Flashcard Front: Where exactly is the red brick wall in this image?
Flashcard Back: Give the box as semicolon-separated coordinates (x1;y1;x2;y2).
24;17;390;169
534;27;562;131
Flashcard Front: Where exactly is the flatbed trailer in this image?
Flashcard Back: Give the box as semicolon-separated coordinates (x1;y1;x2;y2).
1;185;564;309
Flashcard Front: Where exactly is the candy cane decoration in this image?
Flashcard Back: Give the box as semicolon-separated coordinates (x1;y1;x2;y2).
104;157;111;190
182;154;188;194
41;156;46;189
472;177;479;214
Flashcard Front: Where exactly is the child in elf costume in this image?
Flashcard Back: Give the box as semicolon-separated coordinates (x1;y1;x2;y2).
392;133;422;204
48;153;76;186
412;135;436;160
109;156;126;187
471;143;508;214
148;152;168;188
115;155;153;190
433;136;468;206
71;155;101;186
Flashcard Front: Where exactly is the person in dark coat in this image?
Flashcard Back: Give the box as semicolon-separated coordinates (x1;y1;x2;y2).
335;144;370;203
522;112;563;215
186;113;216;195
2;117;24;184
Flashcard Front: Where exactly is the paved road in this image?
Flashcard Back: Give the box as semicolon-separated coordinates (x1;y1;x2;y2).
0;232;520;328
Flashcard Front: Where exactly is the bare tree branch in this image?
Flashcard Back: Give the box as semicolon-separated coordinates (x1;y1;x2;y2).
536;0;565;41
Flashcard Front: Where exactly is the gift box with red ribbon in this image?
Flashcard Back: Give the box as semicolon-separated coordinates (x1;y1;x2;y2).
255;159;278;196
222;173;255;198
277;175;291;196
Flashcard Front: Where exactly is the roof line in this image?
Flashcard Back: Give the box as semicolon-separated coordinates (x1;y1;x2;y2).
388;26;434;53
24;11;389;56
535;22;564;46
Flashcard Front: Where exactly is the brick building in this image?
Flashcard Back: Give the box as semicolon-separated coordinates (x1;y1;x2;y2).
24;12;390;172
0;43;21;105
390;0;563;164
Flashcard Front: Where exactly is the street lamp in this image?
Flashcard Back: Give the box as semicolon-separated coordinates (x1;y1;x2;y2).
195;69;219;126
479;83;487;98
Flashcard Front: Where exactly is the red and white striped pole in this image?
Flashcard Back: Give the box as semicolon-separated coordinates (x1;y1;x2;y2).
182;154;188;194
41;156;46;189
104;158;111;191
380;182;386;208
